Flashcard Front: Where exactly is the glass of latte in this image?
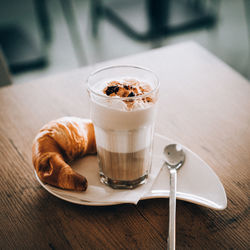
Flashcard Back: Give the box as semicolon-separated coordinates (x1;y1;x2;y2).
87;65;159;189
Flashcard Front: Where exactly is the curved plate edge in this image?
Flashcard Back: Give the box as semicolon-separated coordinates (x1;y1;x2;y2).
34;133;227;210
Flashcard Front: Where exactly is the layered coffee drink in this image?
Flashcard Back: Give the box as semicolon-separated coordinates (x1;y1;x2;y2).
87;66;159;189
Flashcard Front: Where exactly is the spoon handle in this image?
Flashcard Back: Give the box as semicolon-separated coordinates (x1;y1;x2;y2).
168;168;177;250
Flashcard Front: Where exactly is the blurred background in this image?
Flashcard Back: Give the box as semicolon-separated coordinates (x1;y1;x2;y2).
0;0;249;86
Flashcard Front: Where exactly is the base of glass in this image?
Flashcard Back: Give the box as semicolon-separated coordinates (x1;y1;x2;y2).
99;173;148;189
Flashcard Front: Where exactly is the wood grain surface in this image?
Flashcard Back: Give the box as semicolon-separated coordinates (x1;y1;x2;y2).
0;42;249;249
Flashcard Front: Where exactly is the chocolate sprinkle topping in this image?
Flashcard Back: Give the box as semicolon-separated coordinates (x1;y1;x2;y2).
102;79;153;110
128;92;135;97
106;85;120;95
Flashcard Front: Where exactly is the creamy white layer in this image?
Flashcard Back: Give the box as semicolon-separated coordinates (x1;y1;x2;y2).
90;99;156;130
94;125;153;153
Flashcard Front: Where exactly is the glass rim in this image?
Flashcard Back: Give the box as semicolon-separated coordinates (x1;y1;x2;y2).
87;65;160;101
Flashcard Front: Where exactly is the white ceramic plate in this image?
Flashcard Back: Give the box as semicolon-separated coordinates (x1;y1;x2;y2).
35;133;227;210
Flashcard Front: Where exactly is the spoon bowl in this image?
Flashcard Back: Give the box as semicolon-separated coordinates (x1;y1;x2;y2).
164;144;185;169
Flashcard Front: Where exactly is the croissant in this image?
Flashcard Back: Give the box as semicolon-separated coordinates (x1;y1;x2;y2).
32;117;96;191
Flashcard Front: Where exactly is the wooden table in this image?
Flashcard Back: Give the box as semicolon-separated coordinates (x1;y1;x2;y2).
0;42;249;249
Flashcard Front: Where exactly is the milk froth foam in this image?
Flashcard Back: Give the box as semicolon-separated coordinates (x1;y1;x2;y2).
90;78;157;153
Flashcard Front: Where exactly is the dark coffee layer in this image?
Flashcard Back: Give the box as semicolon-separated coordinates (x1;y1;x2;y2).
97;146;152;181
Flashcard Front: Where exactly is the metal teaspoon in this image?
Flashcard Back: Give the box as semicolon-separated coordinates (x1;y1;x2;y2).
164;144;185;250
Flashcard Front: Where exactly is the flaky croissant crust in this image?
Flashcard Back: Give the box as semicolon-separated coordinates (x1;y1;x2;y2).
32;117;96;191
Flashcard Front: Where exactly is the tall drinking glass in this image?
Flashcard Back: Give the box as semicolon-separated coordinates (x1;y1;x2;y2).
87;65;159;189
